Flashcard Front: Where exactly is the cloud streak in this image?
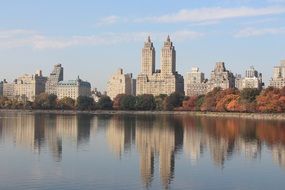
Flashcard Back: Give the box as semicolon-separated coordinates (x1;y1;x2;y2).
0;29;203;49
234;27;285;37
96;16;120;27
134;6;285;23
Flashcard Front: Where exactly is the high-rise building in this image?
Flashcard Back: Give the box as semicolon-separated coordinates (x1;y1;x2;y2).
2;79;15;99
185;67;208;96
269;60;285;88
207;62;235;92
56;76;91;100
106;68;136;100
14;70;47;101
235;66;263;90
141;36;155;75
0;81;3;97
136;36;184;96
45;64;64;94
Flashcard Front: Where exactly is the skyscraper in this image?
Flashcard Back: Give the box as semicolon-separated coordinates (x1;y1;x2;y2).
235;66;263;90
269;60;285;88
45;64;64;95
161;35;176;76
106;68;136;100
207;62;235;92
136;36;184;96
184;67;208;96
141;36;155;75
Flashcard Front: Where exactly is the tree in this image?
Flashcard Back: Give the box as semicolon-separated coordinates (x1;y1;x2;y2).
58;97;75;110
155;94;167;111
240;88;261;103
216;94;239;112
113;94;126;110
97;96;113;110
201;87;222;111
120;95;136;110
135;94;156;110
164;92;185;111
256;87;285;113
182;96;198;111
33;93;58;109
76;96;95;110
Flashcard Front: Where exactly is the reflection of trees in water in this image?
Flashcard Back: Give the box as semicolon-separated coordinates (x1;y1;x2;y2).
181;116;285;168
1;112;285;187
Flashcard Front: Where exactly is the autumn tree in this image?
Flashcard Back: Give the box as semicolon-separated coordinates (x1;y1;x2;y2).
58;97;75;110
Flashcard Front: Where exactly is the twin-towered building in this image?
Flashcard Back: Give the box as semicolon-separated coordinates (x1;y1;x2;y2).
136;36;184;96
106;36;284;99
1;36;284;101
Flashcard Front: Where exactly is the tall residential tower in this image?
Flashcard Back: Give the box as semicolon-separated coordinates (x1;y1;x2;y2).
136;36;184;96
45;64;64;95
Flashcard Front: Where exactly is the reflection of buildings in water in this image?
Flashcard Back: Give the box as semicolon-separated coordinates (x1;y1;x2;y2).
183;126;205;164
272;144;285;169
135;116;182;189
0;113;94;162
56;115;78;140
106;116;135;158
136;126;154;188
208;137;229;167
90;117;98;138
236;138;261;160
56;114;92;147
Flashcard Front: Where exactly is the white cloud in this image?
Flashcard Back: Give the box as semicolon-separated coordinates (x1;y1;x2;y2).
96;15;120;27
234;27;285;37
0;29;204;49
135;6;285;23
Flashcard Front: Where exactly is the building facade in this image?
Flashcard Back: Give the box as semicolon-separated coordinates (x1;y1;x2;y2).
14;70;47;101
2;80;15;99
45;64;64;95
136;36;184;96
184;67;208;96
56;77;91;100
235;66;263;90
107;68;136;100
269;60;285;89
0;81;3;97
207;62;235;92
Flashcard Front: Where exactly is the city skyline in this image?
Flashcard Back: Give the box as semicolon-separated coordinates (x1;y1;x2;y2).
1;0;285;90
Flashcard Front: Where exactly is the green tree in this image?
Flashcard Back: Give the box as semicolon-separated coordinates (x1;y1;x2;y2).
120;95;136;110
163;92;185;111
155;94;167;111
97;96;113;110
76;96;95;110
135;94;156;110
240;88;261;103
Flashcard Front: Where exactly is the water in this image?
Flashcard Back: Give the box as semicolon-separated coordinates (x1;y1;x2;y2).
0;112;285;190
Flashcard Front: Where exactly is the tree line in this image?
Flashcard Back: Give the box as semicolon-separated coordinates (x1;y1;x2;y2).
0;86;285;112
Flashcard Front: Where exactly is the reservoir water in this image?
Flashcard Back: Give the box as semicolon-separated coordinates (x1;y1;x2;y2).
0;112;285;190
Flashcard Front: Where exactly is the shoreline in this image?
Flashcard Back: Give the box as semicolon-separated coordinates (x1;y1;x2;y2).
0;109;285;121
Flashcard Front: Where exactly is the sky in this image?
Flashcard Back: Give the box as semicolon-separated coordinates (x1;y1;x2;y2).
0;0;285;91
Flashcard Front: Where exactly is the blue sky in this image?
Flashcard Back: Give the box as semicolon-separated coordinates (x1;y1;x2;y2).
0;0;285;90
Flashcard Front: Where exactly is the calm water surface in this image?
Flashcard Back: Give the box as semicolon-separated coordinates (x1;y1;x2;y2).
0;112;285;190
